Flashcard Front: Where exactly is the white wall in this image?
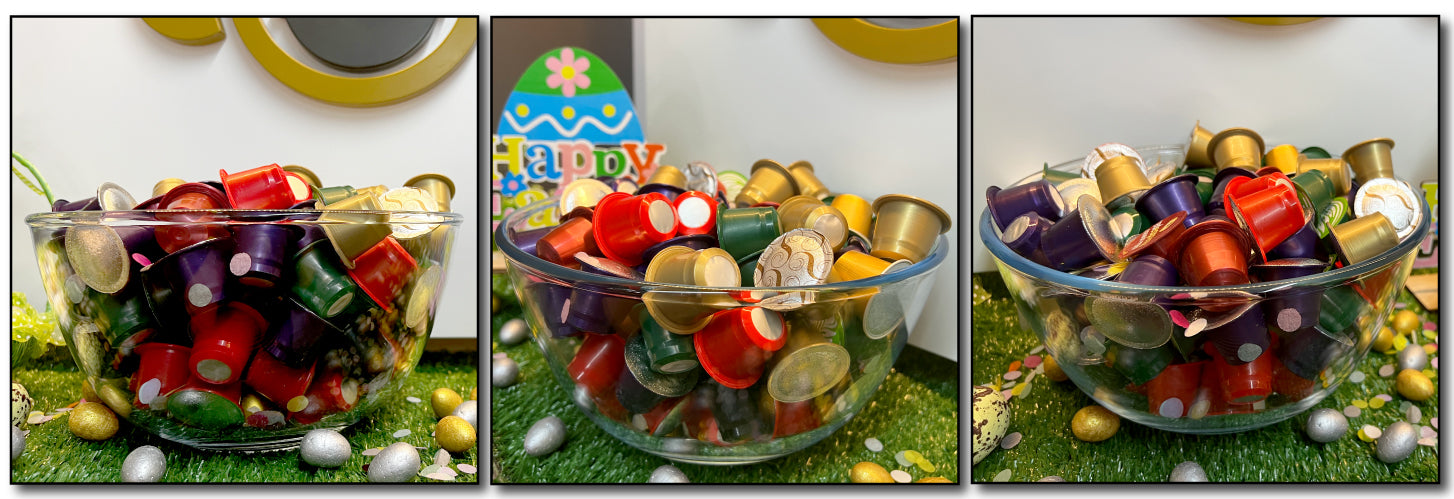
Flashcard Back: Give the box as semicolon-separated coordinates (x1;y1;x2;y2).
972;16;1437;272
640;19;960;360
11;18;479;338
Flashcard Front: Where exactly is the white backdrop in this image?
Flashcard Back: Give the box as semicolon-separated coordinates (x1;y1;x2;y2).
638;19;960;360
971;16;1437;272
10;18;479;338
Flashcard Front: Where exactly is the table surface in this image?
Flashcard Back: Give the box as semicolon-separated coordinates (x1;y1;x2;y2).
11;351;479;483
971;271;1439;482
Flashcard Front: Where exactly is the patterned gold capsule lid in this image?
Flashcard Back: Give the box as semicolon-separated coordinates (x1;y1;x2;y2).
379;187;442;240
404;173;456;211
754;228;834;287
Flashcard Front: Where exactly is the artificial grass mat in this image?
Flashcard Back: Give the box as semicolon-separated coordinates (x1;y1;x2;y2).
11;351;479;483
488;301;960;483
971;271;1439;482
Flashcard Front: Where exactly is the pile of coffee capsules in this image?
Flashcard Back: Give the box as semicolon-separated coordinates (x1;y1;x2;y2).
35;164;456;432
986;123;1424;418
508;159;950;444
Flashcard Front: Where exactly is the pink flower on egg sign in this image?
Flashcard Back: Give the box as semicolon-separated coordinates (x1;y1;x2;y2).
545;48;591;97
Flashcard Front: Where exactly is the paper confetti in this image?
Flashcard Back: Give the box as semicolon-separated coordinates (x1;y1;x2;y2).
1169;309;1189;328
1018;382;1034;399
1424;343;1438;355
1421;426;1437;439
1030;344;1045;355
864;437;883;452
1007;360;1022;373
1349;371;1366;384
1408;406;1422;424
1025;355;1042;368
1379;364;1396;377
1344;406;1361;418
393;429;412;438
890;469;912;483
1433;417;1439;430
1004;370;1022;381
1375;394;1393;403
1363;425;1382;440
362;447;384;456
1369;398;1386;409
457;464;477;474
1352;400;1368;409
993;469;1012;482
406;396;422;404
1417;437;1437;447
1001;432;1023;450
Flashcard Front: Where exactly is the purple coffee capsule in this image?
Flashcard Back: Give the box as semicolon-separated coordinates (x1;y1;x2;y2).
1117;254;1179;287
635;182;686;202
509;226;554;258
1001;213;1054;267
1251;258;1327;334
528;280;579;338
566;253;641;335
52;197;101;212
1135;174;1205;227
1266;220;1319;261
231;224;298;288
986;179;1065;231
1039;199;1114;272
1206;302;1269;366
594;176;621;191
837;230;872;259
169;237;235;316
115;225;164;264
1206;167;1257;216
1277;326;1347;381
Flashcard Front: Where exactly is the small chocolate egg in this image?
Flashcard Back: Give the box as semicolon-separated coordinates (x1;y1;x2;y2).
11;426;26;460
1397;343;1429;372
916;476;954;483
1043;354;1068;382
1375;421;1418;463
1396;369;1435;402
649;464;690;483
1168;461;1208;482
299;429;351;468
430;388;463;419
849;461;893;483
1071;405;1120;442
12;383;33;427
523;415;566;457
493;356;519;388
68;401;119;441
1373;327;1396;352
1038;476;1066;482
499;318;529;346
1392;310;1420;337
436;415;476;454
972;385;1011;465
451;400;478;431
121;445;167;482
1305;408;1349;443
368;442;421;482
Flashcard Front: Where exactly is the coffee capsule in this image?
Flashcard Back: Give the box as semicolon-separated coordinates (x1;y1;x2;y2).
640;309;699;374
1297;158;1352;197
1136;174;1205;227
229;224;296;288
717;206;782;261
645;164;689;190
93;182;137;211
1226;175;1305;260
1207;342;1273;405
830;193;874;237
1341;138;1396;183
1118;211;1187;261
346;236;418;310
378;186;443;253
558;178;617;215
1264;144;1300;174
838;230;872;258
736;160;801;207
1108;205;1149;243
1290;169;1334;216
637;234;719;275
1329;212;1398;265
163;237;234;316
312;185;357;206
562;253;638;335
1207;127;1266;171
711;383;767;443
623;331;699;400
1278;326;1348;381
1082;143;1144;180
220;164;299;210
1104;342;1174;385
152;178;188;199
1085;295;1173;350
985;179;1064;231
1147;361;1205;418
289;369;359;424
1252;258;1326;334
1266;221;1319;261
616;361;666;415
131;342;193;407
673;190;719;236
593;192;679;266
188;302;267;385
567;333;627;401
262;298;338;367
86;287;158;353
282;165;322;188
682;161;721;196
755;229;835;287
1184;121;1217;170
319;192;392;268
1116;254;1179;287
643;246;740;334
736;250;763;287
1353;177;1422;240
64;224;136;294
1095;155;1153;206
635;182;686;202
773;398;823;438
695;307;787;389
508;225;553;258
777;195;849;251
870;194;952;263
243;349;316;410
404;173;456;212
527;281;578;338
536;217;598;266
785;161;830;200
1055;178;1101;216
1206;167;1257;216
1206;302;1269;366
1301;146;1332;159
52;197;101;212
155;182;232;254
766;323;850;404
1173;215;1252;287
291;240;359;320
830;248;911;283
167;380;245;429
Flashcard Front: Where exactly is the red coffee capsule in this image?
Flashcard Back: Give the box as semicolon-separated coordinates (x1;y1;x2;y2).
1173;215;1253;286
243;349;316;410
1209;343;1273;405
155;182;232;254
1146;361;1204;418
1227;178;1305;259
592;192;679;266
289;369;359;424
131;342;193;408
1192;358;1232;417
1118;211;1187;261
567;333;627;401
1271;353;1317;402
175;375;243;406
220;164;298;210
345;236;419;311
536;217;599;266
694;307;787;389
773;399;822;438
674;190;719;235
188;302;267;385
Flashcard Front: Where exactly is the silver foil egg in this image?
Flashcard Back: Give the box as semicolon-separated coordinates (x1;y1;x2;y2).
368;442;421;482
1376;421;1418;464
1168;461;1208;482
648;464;690;483
121;445;166;482
493;356;519;388
11;426;26;460
299;429;352;468
451;400;478;431
1397;343;1429;372
524;415;566;457
499;318;529;346
1306;408;1349;443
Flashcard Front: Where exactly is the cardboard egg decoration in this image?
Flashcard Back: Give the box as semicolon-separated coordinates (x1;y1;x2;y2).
497;47;643;144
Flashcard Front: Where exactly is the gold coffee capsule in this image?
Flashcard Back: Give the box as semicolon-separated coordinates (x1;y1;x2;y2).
405;173;457;212
1184;120;1216;170
1297;157;1352;197
766;324;851;403
1330;212;1398;265
1265;144;1300;174
282;165;322;188
152;178;187;199
558;178;615;215
405;263;442;334
319;192;392;268
644;164;688;189
354;184;388;199
1094;155;1151;206
830;193;874;238
735;159;800;207
645;246;740;287
642;290;737;335
778;195;849;251
786;161;831;200
869;194;951;263
1207;127;1266;171
379;187;442;255
1342;138;1396;183
829;251;910;283
65;225;130;294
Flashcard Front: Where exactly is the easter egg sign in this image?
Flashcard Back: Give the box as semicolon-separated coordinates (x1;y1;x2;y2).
492;46;666;231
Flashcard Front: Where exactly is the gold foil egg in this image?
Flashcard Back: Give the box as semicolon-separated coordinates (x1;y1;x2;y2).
1392;310;1421;337
972;385;1011;465
1396;369;1434;402
1043;354;1068;382
435;415;476;454
916;477;954;483
431;388;463;419
1071;405;1120;442
68;401;119;441
849;461;894;483
1373;327;1397;352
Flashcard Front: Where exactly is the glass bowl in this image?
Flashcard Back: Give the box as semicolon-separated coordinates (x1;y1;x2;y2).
496;197;948;465
25;208;462;451
979;145;1428;434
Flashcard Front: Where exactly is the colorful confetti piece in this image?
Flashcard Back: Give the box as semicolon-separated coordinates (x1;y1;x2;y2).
393;429;412;438
1421;426;1437;439
1024;355;1042;368
904;450;923;463
1423;343;1438;355
1185;318;1208;338
1011;383;1027;396
1002;390;1013;400
457;464;477;474
1423;330;1437;341
1002;381;1017;389
1363;425;1382;440
1423;368;1437;379
1018;382;1033;399
1375;394;1393;402
406;396;422;404
1030;344;1045;355
362;447;384;456
1169;309;1189;328
993;469;1012;482
1433;417;1439;430
864;437;883;453
1369;398;1386;409
895;450;912;468
1417;437;1437;447
1424;322;1437;332
1433;357;1438;370
916;459;937;473
1357;428;1373;442
1344;406;1361;418
1001;432;1023;450
1349;371;1366;384
1379;364;1396;377
1004;370;1022;381
1408;406;1422;424
1352;400;1368;409
890;470;912;483
1007;360;1022;373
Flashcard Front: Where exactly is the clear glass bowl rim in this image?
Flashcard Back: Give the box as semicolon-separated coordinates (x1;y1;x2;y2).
25;209;465;228
497;196;950;292
979;143;1432;294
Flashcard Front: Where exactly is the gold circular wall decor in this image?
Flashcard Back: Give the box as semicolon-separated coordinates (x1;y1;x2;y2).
143;18;226;45
1227;17;1322;26
812;18;957;65
232;17;476;107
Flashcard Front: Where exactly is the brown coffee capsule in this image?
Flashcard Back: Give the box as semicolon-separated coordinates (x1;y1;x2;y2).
830;193;874;237
282;165;322;188
1094;155;1152;206
1184;120;1216;170
319;192;392;268
1341;138;1396;183
869;194;951;263
1207;127;1266;171
786;161;831;200
1330;212;1399;265
1297;157;1353;197
152;178;187;199
644;164;688;190
735;160;801;207
404;173;456;212
778;196;849;251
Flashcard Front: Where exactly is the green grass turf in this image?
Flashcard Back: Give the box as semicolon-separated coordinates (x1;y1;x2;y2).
970;271;1439;482
11;351;479;483
488;298;960;483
